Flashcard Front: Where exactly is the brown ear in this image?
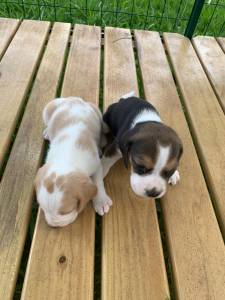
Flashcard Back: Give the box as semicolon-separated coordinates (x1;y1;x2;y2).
83;177;97;201
75;174;97;213
58;173;97;215
34;164;49;191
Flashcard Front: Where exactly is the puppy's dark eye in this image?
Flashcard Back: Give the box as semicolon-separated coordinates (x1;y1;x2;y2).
163;169;175;179
135;165;153;175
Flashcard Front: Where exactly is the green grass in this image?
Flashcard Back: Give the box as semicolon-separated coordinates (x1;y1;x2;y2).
0;0;224;36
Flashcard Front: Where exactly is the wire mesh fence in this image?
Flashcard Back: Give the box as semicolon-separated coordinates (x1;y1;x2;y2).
0;1;224;37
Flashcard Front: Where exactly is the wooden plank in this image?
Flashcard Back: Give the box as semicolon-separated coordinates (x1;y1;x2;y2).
0;20;50;169
0;18;20;59
0;22;70;300
22;25;101;300
193;36;225;112
164;33;225;236
217;37;225;52
135;30;225;299
61;25;100;100
102;27;170;299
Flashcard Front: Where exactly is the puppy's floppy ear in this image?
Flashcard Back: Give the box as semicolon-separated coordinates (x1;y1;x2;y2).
118;129;136;169
76;176;97;213
83;177;97;201
58;173;97;215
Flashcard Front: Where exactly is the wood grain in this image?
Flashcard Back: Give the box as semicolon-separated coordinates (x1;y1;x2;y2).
164;32;225;237
193;36;225;112
217;37;225;52
0;18;20;59
102;27;170;300
61;25;101;100
0;22;70;300
0;20;50;169
21;25;101;300
135;30;225;300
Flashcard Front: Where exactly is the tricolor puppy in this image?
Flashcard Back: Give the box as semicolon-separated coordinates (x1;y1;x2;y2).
102;92;183;199
35;97;112;227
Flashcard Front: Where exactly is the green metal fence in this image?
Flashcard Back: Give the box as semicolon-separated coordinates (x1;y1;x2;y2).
0;1;224;37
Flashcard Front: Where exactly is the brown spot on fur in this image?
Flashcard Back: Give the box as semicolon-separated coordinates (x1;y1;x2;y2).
56;175;65;188
44;172;56;193
57;172;97;215
47;99;102;145
133;155;154;170
164;158;178;171
75;130;96;156
49;110;82;139
34;164;49;191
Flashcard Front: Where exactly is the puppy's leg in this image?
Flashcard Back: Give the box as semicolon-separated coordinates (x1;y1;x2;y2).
92;165;112;216
168;170;180;185
101;152;122;178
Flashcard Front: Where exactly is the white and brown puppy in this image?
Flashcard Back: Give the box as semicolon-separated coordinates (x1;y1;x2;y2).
102;92;183;199
35;97;112;227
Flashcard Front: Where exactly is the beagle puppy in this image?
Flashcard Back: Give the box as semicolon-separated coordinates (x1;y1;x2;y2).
35;97;112;227
102;92;183;199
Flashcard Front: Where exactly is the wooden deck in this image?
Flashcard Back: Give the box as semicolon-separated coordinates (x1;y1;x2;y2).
0;18;225;300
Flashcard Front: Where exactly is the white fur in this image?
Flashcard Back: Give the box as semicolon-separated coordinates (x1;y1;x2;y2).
168;170;180;185
36;97;112;227
130;145;170;198
132;108;161;128
121;90;135;99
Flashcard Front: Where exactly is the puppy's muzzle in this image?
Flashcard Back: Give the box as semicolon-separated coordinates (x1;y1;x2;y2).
145;188;162;198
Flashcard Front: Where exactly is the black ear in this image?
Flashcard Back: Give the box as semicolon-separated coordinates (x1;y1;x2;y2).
118;129;136;168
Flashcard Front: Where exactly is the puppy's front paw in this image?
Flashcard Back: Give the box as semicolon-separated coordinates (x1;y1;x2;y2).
93;194;113;216
43;128;49;140
168;170;180;185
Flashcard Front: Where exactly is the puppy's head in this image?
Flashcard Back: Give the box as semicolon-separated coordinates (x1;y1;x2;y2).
34;165;97;227
119;122;183;198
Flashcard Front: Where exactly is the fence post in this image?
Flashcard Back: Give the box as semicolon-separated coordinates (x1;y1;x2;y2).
185;0;205;38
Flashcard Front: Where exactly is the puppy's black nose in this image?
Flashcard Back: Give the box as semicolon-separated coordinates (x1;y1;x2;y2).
145;188;161;198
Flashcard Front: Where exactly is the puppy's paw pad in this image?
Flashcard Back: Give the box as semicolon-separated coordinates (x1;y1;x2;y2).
93;194;112;216
168;170;180;185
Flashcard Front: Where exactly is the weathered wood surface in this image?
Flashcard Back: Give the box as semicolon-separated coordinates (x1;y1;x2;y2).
102;27;170;300
193;36;225;112
164;33;225;238
22;24;101;300
136;30;225;300
0;20;50;168
0;17;20;59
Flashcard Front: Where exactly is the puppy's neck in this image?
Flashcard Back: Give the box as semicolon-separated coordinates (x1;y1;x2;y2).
131;108;161;128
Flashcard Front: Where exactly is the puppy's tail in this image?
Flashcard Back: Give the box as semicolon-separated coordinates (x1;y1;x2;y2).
121;90;135;99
